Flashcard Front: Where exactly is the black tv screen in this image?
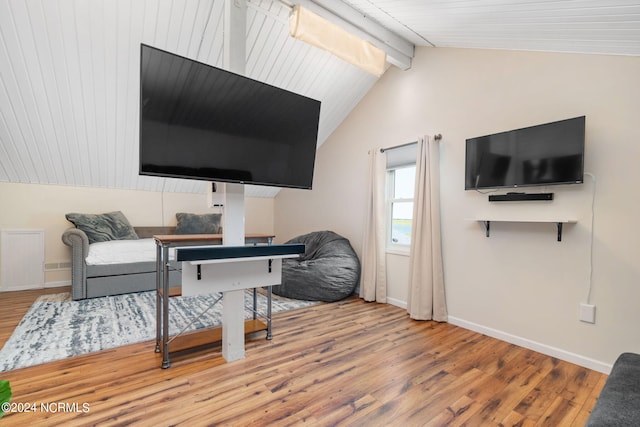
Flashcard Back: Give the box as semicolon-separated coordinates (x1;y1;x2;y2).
465;116;585;190
139;44;321;189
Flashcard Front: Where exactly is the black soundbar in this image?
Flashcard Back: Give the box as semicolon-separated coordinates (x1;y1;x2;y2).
176;243;305;262
488;192;554;202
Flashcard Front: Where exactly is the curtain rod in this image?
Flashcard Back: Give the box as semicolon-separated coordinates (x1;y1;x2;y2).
380;134;442;153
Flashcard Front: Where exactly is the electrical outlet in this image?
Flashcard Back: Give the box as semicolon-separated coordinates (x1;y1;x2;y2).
579;303;596;323
207;182;225;209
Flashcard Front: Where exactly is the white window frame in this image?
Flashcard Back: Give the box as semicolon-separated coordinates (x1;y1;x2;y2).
386;164;415;256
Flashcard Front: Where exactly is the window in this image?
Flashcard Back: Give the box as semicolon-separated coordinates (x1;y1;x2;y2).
387;165;416;249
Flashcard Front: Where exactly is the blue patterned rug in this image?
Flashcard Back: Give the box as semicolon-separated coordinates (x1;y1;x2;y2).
0;290;318;372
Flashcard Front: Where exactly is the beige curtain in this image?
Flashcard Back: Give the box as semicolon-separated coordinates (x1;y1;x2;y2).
360;148;387;302
407;136;447;321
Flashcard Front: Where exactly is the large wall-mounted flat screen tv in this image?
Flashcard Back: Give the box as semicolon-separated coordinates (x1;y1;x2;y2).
465;116;585;190
139;44;321;189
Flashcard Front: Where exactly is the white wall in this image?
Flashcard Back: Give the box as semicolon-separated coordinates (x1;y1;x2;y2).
0;182;274;288
275;47;640;371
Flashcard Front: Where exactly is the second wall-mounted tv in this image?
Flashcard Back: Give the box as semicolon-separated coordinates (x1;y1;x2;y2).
465;116;586;190
139;44;321;189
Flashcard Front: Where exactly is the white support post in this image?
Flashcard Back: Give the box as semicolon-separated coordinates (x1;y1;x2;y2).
221;183;246;362
224;0;247;74
221;0;247;363
222;286;245;361
222;183;245;246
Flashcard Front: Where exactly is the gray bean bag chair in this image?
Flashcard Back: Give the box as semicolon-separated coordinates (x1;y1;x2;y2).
273;231;360;302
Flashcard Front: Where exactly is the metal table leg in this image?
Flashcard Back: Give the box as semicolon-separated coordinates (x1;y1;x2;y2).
253;288;258;320
161;245;171;369
155;242;162;353
266;286;273;340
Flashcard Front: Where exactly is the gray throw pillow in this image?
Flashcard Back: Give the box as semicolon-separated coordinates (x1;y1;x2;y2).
65;211;139;244
175;213;222;234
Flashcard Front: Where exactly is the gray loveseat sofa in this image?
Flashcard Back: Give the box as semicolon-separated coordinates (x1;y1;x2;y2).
62;226;182;300
62;211;223;300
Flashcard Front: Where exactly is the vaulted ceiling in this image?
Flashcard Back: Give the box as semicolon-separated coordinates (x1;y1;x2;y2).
1;0;639;197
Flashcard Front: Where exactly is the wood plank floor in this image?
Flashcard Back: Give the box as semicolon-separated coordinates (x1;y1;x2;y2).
0;287;606;426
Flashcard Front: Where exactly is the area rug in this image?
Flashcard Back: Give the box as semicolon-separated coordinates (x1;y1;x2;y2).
0;290;318;372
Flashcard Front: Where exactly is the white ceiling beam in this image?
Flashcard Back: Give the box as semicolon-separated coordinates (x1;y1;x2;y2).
295;0;414;70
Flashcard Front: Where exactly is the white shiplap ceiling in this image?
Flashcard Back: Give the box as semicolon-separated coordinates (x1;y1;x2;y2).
1;0;639;197
343;0;640;56
0;0;379;197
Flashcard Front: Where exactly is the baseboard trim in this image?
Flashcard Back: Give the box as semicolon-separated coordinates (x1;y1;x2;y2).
45;281;71;288
0;281;70;292
386;297;407;310
448;316;612;374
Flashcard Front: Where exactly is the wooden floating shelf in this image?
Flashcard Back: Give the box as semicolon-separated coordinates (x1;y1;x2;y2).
467;218;578;242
